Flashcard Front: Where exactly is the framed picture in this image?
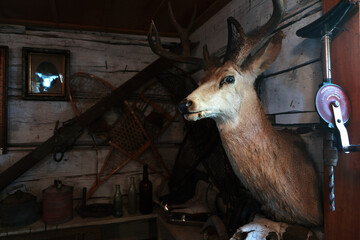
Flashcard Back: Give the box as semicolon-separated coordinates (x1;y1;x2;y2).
0;46;8;154
23;48;70;100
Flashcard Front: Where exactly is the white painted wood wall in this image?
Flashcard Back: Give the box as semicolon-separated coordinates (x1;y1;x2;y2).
0;0;323;207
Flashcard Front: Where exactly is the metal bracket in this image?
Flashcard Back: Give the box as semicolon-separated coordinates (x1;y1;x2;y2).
332;101;360;153
332;101;350;153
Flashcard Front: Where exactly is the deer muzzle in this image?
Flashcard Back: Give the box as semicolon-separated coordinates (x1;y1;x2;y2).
179;99;193;114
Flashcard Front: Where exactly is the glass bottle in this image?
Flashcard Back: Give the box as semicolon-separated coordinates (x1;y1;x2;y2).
139;165;153;214
113;184;123;217
128;176;137;214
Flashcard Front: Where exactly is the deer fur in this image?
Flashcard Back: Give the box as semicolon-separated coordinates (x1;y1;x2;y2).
179;33;322;227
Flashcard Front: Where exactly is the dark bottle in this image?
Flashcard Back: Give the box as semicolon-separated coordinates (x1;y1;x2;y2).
81;187;87;208
113;184;123;217
139;165;153;214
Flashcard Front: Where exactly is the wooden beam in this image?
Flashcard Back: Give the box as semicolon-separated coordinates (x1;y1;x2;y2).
322;0;360;239
0;18;177;36
0;0;230;36
49;0;59;24
0;46;8;155
103;0;113;29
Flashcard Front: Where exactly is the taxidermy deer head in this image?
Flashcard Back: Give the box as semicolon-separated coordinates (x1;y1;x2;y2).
148;0;322;227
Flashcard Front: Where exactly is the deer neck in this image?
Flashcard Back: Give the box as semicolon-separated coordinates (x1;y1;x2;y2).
216;92;273;137
215;92;277;183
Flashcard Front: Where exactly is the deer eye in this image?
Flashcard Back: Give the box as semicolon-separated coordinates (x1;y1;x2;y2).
219;75;235;88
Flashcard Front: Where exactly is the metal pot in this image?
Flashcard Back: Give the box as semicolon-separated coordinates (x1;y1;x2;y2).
42;180;73;225
0;186;37;227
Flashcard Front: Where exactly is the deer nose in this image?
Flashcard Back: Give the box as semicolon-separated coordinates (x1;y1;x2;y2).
179;99;192;114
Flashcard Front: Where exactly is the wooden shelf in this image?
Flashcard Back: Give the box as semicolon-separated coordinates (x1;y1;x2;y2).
0;208;157;237
0;208;203;240
156;212;203;240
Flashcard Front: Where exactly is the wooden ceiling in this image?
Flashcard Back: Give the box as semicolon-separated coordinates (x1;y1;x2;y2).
0;0;231;36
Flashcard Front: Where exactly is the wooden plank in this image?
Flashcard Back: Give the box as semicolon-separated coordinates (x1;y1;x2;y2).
19;147;176;181
260;61;323;114
322;0;360;239
257;1;323;124
285;0;321;14
0;147;176;201
0;46;8;154
274;111;319;125
0;137;178;200
7;98;184;144
265;4;322;74
0;31;159;93
0;120;84;191
8;100;75;143
0;209;157;238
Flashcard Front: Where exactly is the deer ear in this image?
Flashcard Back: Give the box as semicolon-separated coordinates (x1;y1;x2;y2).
242;31;284;78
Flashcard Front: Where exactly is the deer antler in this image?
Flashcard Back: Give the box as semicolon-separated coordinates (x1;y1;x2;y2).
224;0;284;66
167;0;195;57
148;0;217;69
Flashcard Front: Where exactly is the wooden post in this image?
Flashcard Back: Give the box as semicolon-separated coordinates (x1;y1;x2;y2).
322;0;360;239
0;46;8;155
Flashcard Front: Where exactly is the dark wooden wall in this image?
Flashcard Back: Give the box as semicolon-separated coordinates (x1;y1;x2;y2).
0;27;184;202
322;0;360;239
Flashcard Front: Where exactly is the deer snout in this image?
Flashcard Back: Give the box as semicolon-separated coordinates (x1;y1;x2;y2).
179;99;192;114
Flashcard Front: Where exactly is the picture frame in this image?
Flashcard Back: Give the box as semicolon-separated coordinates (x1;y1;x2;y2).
0;46;8;154
23;47;70;100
